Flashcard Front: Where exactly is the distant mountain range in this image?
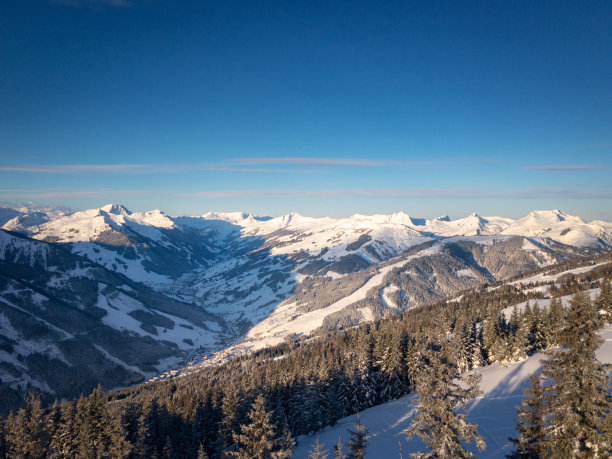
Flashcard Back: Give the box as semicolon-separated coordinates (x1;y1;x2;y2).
1;204;610;403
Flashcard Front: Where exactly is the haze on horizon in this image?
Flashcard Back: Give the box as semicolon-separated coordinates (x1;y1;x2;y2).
1;1;611;221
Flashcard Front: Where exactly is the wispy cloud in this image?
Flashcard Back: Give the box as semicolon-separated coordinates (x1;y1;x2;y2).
2;186;610;201
181;187;612;200
0;188;162;199
523;165;606;171
0;164;151;174
234;157;386;167
0;163;328;175
205;167;328;174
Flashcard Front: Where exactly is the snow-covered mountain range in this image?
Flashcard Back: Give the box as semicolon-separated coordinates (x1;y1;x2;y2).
1;204;611;399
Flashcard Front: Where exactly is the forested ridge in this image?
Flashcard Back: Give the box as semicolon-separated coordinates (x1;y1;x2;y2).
1;255;611;458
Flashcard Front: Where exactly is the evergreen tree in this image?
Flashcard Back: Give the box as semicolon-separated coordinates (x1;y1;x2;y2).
230;395;280;459
540;291;612;457
221;383;245;446
527;302;545;352
333;436;346;459
6;395;47;459
197;443;209;459
135;398;163;458
272;413;295;459
483;307;507;363
308;436;329;459
0;415;7;459
543;296;564;349
509;374;545;458
346;415;368;459
596;278;611;324
405;339;485;458
50;399;79;459
78;385;112;459
509;308;529;363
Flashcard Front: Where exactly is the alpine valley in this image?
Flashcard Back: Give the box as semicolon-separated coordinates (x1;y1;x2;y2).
1;204;611;406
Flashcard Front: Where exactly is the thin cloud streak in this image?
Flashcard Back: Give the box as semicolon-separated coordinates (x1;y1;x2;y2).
2;187;610;201
0;189;163;199
0;164;153;174
182;187;612;200
234;157;387;167
523;165;605;171
0;163;329;175
206;167;328;174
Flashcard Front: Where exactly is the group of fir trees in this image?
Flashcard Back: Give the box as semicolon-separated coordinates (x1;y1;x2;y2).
307;416;369;459
0;268;609;458
510;290;612;458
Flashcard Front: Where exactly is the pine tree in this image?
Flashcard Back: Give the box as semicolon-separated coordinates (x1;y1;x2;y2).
596;278;611;324
543;295;564;348
50;399;79;458
197;443;209;459
230;395;279;459
272;413;295;459
508;306;529;363
509;374;545;458
405;339;485;458
346;415;368;459
79;385;112;459
308;436;329;459
540;291;612;457
333;436;346;459
527;301;545;352
135;398;162;458
483;307;507;363
6;395;47;459
0;415;7;459
221;383;245;447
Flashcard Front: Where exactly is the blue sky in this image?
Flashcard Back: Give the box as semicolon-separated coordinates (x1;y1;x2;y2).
1;0;611;220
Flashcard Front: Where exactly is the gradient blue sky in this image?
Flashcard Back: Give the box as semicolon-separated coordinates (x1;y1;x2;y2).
1;0;611;220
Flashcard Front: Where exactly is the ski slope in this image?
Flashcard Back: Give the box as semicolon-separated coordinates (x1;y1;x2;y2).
293;324;612;458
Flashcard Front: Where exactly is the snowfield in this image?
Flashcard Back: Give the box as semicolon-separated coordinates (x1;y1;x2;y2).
293;324;612;458
2;203;611;399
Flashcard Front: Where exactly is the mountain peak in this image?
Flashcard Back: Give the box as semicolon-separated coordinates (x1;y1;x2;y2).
100;204;131;216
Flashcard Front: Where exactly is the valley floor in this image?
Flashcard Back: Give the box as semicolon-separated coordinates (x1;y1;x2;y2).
293;324;612;458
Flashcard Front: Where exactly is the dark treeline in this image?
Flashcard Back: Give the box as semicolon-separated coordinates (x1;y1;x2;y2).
1;261;611;458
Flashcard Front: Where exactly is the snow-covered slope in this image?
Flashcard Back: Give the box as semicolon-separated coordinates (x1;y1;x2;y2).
0;229;227;400
501;210;610;247
193;208;611;250
293;322;612;458
4;204;224;284
1;204;611;397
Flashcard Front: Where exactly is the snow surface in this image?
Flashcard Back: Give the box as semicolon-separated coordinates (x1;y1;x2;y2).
293;324;612;458
510;261;611;287
233;246;442;353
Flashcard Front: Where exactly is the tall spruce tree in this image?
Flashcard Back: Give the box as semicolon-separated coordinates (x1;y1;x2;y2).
596;278;611;324
346;416;368;459
6;395;47;459
405;338;485;458
543;295;565;348
0;415;7;459
509;373;545;458
540;291;612;457
230;395;284;459
333;436;346;459
308;436;329;459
